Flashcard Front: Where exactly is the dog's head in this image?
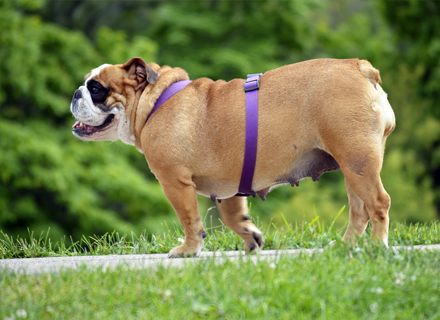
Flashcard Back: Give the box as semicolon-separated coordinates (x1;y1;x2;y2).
70;57;159;144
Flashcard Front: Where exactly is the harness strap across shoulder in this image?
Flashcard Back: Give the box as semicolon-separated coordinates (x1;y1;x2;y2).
146;80;192;122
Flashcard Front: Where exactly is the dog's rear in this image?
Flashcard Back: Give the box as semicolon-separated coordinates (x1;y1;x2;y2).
358;59;395;138
335;60;395;246
219;59;396;249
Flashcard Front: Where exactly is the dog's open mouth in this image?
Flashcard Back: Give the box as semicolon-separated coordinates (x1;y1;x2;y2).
72;114;115;135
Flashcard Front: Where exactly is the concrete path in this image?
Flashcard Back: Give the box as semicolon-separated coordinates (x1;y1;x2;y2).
1;245;439;275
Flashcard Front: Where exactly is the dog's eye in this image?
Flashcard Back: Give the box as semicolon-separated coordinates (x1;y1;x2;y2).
91;87;101;94
87;79;109;104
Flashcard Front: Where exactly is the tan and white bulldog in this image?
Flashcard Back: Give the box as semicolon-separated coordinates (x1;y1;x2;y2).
70;57;395;257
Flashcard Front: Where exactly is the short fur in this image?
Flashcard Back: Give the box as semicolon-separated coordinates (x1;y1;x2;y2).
70;58;395;257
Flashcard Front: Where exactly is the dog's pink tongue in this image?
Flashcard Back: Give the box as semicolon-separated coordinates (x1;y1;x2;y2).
73;121;81;128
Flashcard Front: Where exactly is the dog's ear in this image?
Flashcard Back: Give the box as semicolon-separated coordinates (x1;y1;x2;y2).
122;57;159;85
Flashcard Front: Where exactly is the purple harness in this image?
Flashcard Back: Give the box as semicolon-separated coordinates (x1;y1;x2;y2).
147;74;262;200
236;73;262;197
146;80;193;122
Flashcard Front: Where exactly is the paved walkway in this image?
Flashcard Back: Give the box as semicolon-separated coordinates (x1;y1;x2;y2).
1;244;439;275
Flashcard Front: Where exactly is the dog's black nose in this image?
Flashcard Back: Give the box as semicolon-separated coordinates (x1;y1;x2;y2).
73;89;82;99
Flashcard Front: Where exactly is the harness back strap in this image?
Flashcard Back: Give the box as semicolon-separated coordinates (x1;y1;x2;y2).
237;73;263;197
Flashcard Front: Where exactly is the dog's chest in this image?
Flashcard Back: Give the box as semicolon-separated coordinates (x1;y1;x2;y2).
192;176;239;200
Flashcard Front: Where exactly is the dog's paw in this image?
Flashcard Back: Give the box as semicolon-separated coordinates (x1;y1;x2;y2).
243;226;264;254
168;244;202;258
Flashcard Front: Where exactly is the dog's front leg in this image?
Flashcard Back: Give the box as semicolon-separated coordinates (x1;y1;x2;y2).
157;172;206;258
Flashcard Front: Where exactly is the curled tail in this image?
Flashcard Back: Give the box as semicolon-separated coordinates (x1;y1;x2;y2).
358;59;381;88
358;59;395;138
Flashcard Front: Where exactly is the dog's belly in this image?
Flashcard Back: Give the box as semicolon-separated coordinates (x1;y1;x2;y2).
276;148;341;186
194;148;340;201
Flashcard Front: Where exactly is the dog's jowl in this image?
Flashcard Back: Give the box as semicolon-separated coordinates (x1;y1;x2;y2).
70;58;395;257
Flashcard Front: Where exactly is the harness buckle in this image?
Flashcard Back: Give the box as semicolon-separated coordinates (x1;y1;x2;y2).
244;73;263;92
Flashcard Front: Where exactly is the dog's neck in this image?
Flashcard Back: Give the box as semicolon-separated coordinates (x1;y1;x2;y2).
130;63;189;150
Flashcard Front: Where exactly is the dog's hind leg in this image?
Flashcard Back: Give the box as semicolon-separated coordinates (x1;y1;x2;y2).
217;196;264;253
341;160;391;247
342;179;370;245
328;62;394;246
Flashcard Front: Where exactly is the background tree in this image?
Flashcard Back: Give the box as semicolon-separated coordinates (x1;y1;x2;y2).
0;0;173;240
379;0;440;217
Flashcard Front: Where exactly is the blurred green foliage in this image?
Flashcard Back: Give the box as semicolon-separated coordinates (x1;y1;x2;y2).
0;0;439;240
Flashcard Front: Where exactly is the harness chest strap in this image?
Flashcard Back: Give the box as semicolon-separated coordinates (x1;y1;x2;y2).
236;73;263;197
147;74;262;200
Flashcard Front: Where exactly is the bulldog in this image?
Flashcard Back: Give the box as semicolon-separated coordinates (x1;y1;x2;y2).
70;57;395;257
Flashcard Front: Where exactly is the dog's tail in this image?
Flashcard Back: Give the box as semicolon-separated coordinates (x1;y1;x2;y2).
358;59;381;88
358;60;395;138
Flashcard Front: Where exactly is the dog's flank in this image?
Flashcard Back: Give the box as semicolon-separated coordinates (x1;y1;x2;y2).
70;57;395;257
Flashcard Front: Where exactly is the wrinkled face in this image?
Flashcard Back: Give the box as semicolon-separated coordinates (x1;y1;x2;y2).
70;64;124;142
70;57;159;145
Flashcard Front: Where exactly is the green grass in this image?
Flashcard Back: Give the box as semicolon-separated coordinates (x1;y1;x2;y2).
1;220;439;319
1;243;439;319
1;216;439;259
